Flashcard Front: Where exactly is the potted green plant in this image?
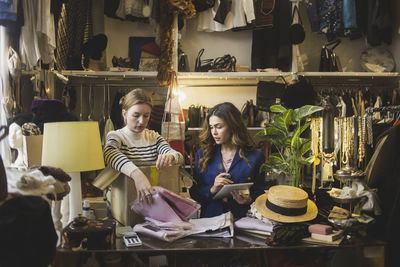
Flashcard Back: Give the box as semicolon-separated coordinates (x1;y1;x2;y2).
256;104;323;187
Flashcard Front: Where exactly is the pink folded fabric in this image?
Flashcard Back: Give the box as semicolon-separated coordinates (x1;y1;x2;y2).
131;186;200;223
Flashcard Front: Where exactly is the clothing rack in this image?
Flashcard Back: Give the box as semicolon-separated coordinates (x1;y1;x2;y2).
366;105;400;115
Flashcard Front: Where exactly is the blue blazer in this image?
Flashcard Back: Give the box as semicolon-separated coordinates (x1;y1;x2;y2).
189;146;265;218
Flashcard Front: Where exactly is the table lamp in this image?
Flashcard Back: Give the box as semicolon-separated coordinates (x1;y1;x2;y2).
41;121;104;223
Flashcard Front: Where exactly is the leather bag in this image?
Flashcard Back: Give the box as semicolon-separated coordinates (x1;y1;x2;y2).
319;39;341;72
195;48;214;72
256;80;287;112
211;54;236;72
289;5;305;44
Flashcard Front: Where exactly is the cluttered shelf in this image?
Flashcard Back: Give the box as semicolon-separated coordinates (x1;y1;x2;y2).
22;70;400;88
177;71;400;87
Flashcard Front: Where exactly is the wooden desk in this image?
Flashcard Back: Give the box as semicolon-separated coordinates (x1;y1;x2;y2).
55;234;386;267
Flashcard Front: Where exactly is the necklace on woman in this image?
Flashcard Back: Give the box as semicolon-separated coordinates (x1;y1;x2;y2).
221;148;236;171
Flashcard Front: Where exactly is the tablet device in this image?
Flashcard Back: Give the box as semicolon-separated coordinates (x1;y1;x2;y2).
213;182;254;199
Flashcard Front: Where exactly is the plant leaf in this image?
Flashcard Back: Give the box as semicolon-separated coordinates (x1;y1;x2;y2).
294;105;324;121
273;110;294;133
300;139;311;156
270;105;287;113
298;121;311;136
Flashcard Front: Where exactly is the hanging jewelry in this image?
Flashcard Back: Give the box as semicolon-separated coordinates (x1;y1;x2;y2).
366;114;373;147
358;115;366;167
311;118;321;196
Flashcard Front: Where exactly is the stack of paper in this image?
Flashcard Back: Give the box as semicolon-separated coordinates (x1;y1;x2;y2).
234;217;276;238
189;212;234;238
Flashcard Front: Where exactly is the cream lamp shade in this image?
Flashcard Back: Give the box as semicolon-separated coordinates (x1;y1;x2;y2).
42;121;105;223
41;121;104;172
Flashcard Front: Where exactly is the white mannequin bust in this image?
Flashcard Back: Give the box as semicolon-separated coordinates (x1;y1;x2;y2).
8;123;26;168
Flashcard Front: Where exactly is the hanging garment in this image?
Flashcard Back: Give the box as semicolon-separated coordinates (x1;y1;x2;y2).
214;0;232;24
55;0;90;70
0;0;24;49
304;0;319;32
104;0;121;19
110;91;124;130
318;0;343;39
342;0;357;29
251;0;291;71
36;0;56;65
254;0;275;28
19;0;40;69
367;0;392;46
0;0;16;21
101;117;114;146
99;117;105;141
197;0;255;32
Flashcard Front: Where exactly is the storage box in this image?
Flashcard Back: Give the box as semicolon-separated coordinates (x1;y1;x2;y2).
110;165;181;226
22;135;43;167
61;218;116;250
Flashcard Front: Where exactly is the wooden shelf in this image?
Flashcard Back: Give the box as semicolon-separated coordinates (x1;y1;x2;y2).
188;127;263;131
22;70;399;89
61;70;158;78
177;71;400;89
60;70;160;87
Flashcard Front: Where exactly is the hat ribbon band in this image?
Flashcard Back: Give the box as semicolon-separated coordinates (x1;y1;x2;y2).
266;199;307;216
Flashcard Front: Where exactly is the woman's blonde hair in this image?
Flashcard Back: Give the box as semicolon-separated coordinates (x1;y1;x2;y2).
120;88;153;111
198;102;255;173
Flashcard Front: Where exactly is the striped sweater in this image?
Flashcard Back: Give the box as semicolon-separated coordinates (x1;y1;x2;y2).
104;126;183;176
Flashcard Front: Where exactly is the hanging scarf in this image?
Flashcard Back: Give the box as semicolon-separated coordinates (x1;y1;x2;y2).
157;0;195;86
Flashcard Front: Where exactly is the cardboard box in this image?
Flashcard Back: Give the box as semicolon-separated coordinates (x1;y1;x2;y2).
110;165;182;226
22;135;43;167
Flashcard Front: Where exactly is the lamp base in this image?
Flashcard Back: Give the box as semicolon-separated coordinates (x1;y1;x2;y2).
68;172;83;222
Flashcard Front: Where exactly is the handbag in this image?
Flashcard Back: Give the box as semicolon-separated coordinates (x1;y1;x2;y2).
211;54;236;72
131;186;200;222
195;48;214;72
256;79;287;112
289;5;305;45
281;76;317;109
188;105;208;127
161;121;185;141
319;39;341;72
241;100;257;127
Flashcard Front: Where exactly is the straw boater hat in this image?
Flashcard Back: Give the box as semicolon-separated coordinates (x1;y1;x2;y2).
255;185;318;223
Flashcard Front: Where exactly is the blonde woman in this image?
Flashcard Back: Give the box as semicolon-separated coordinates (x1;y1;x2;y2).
104;89;183;204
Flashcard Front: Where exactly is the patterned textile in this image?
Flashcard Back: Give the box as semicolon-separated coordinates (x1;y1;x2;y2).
254;0;275;28
55;0;90;70
21;122;41;136
319;0;343;38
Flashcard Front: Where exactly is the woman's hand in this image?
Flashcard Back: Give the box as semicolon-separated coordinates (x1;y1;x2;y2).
156;154;175;169
210;172;233;195
130;169;153;205
231;190;252;204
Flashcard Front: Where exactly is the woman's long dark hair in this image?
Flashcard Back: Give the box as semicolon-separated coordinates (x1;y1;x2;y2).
198;102;255;173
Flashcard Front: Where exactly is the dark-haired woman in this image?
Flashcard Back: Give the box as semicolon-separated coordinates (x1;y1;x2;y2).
190;102;265;218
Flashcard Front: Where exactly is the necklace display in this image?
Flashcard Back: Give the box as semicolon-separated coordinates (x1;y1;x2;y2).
310;115;369;190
